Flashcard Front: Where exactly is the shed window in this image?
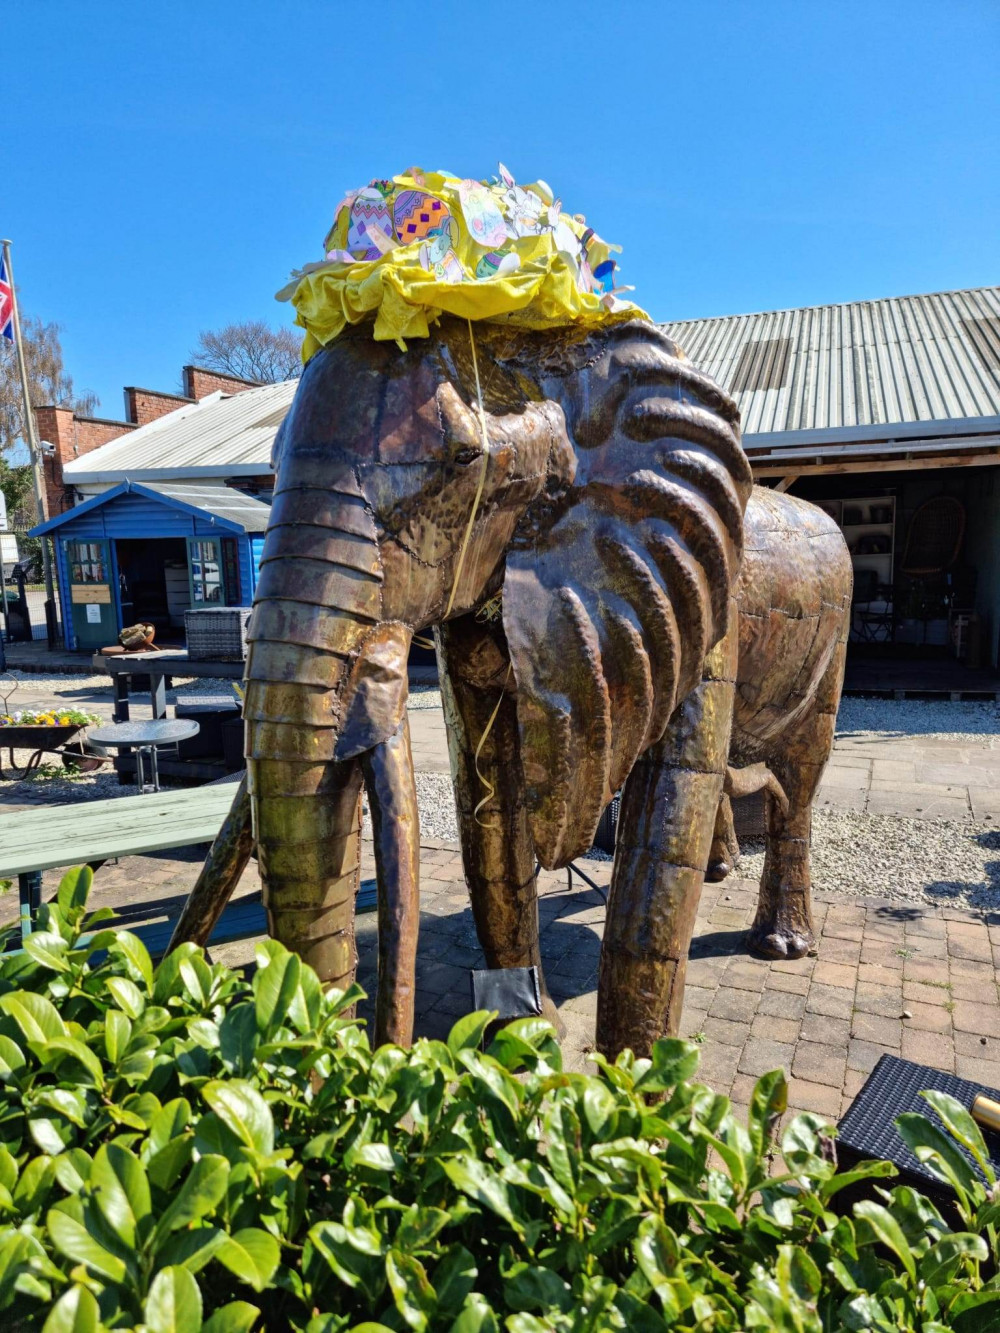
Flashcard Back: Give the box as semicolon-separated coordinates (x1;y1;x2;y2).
188;538;224;605
729;337;793;392
66;541;107;584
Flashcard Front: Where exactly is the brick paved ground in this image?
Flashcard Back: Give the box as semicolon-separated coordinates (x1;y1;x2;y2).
3;833;997;1128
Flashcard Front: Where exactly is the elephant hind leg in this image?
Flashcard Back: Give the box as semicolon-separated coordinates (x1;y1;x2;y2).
747;642;845;960
705;793;739;883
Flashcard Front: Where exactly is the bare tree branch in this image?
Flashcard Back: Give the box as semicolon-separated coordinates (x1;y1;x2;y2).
189;320;301;384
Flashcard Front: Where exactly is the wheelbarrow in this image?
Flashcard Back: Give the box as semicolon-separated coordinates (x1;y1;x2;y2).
0;724;109;780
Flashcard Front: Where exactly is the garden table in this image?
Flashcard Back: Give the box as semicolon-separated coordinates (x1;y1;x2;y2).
88;719;200;794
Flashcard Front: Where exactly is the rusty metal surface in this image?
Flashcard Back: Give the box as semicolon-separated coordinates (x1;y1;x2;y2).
181;315;851;1061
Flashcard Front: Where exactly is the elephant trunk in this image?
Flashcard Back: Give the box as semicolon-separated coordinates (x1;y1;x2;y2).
243;470;419;1039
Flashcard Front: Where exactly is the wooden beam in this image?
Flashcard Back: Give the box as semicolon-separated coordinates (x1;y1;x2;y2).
774;475;800;493
752;451;1000;479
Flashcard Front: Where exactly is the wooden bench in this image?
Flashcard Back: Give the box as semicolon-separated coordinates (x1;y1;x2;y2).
0;784;264;953
0;784;377;956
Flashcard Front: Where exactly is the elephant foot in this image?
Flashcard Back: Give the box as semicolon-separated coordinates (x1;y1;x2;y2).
705;858;731;884
746;912;816;961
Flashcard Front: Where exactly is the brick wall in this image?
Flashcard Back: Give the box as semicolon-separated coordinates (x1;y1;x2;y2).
123;386;194;426
182;365;260;399
33;405;135;517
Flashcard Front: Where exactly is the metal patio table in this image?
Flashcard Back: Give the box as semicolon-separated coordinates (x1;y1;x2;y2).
88;719;200;794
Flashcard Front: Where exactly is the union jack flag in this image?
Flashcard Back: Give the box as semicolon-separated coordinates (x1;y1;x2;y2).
0;253;12;342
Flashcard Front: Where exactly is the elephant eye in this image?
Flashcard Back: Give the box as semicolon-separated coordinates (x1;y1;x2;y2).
454;447;481;465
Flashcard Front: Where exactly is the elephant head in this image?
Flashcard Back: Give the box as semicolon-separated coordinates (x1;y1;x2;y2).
499;320;750;866
180;316;749;1048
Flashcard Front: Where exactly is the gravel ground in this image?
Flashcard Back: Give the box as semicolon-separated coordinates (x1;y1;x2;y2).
836;695;1000;744
737;809;1000;910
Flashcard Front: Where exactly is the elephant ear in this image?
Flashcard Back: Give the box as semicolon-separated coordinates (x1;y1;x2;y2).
502;554;613;869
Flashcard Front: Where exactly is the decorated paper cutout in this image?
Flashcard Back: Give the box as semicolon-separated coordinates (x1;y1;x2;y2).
474;248;521;280
279;163;648;356
393;191;451;244
346;187;393;261
458;180;508;249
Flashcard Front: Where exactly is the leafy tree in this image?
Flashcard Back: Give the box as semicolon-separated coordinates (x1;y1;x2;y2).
189;319;301;384
0;310;98;527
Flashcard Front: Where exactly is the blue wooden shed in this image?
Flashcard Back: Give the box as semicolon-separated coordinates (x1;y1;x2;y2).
30;480;271;653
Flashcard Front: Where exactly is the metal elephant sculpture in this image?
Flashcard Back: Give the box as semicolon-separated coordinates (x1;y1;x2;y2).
170;317;852;1058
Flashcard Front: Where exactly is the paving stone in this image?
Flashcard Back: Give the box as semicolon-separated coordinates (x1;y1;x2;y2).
750;1014;800;1045
850;1012;902;1048
848;1039;897;1073
702;1016;752;1047
956;1054;1000;1083
903;1002;953;1034
811;961;857;990
764;971;811;996
738;1037;796;1078
757;988;807;1020
792;1041;846;1088
854;982;904;1018
722;961;770;992
709;988;761;1023
787;1078;842;1118
900;1027;955;1071
805;984;854;1020
798;1012;852;1048
951;1001;1000;1038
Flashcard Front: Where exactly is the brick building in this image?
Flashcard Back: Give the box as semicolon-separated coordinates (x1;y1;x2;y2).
33;365;260;518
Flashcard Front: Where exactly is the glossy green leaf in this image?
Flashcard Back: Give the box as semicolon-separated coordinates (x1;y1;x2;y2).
854;1200;916;1280
217;1227;281;1292
111;929;154;990
41;1283;101;1333
23;931;72;974
154;1153;229;1238
1;990;69;1042
253;942;301;1034
106;975;145;1019
91;1143;151;1247
56;866;93;920
104;1010;132;1065
447;1011;494;1055
747;1069;787;1156
442;1154;520;1232
201;1301;261;1333
447;1295;500;1332
387;1249;436;1330
634;1038;700;1093
202;1080;274;1155
144;1264;203;1333
922;1089;994;1181
220;1004;259;1075
46;1202;128;1283
31;1035;105;1088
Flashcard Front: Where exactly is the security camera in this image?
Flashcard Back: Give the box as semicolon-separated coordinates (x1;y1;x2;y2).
38;440;56;456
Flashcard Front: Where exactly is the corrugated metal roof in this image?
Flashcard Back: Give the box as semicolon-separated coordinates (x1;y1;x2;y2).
146;481;272;531
663;286;1000;437
63;379;298;482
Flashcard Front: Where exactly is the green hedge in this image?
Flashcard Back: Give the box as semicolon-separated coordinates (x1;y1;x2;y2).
0;867;997;1331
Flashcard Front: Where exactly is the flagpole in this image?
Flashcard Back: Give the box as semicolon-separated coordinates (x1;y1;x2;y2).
1;239;57;647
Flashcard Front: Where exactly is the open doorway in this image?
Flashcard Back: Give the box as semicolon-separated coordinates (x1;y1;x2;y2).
116;538;190;646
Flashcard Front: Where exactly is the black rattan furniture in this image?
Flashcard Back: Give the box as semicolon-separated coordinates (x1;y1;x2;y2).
837;1054;1000;1203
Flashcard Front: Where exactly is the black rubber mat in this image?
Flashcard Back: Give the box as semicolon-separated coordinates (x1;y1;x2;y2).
837;1054;1000;1189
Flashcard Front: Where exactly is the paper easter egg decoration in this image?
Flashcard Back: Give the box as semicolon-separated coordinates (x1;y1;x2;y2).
346;187;393;261
393;191;451;245
458;180;508;249
474;249;521;279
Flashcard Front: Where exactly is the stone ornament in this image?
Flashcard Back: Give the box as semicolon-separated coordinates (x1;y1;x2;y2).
170;318;852;1058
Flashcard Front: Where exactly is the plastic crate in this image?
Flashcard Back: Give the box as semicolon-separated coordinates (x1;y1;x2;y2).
184;607;252;662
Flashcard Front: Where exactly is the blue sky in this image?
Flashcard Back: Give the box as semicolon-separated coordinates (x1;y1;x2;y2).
6;0;998;416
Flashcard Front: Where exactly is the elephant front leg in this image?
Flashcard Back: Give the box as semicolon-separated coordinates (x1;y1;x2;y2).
597;620;737;1059
436;619;562;1034
705;794;739;884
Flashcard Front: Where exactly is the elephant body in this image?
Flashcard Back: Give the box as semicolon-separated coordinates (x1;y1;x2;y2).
172;317;851;1059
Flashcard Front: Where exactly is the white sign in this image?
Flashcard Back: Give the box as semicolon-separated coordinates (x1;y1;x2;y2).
0;491;7;531
86;603;101;624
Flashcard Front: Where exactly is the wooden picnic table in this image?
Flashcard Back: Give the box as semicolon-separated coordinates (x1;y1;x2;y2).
0;783;241;947
91;650;245;723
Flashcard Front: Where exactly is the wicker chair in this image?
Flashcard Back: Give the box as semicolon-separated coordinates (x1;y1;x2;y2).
900;496;965;576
